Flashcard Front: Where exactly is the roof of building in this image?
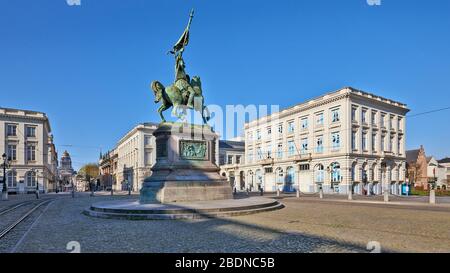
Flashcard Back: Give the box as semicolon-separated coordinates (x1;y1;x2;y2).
219;140;245;150
245;86;410;128
406;149;420;163
438;157;450;164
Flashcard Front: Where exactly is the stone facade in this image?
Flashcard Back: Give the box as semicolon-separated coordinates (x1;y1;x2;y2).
218;140;246;190
406;146;429;189
111;123;158;191
99;148;118;190
437;157;450;189
0;107;58;193
238;87;409;195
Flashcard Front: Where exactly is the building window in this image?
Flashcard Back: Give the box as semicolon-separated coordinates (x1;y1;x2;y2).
278;124;283;134
381;114;386;127
362;109;367;124
316;136;324;153
331;162;342;183
316;113;324;126
299;164;310;171
398;138;402;155
276;168;284;184
351;107;357;121
372;111;377;125
26;171;37;187
277;143;283;159
362;133;367;151
256;130;261;140
331;132;341;150
288;140;295;157
247;150;253;163
144;136;152;146
26;145;36;161
301;117;308;130
389;137;394;152
331;109;340;123
315;164;324;183
267;127;272;138
398;117;402;130
301;138;308;154
287;121;295;133
256;147;263;160
227;155;233;165
7;144;17;161
6;124;17;137
352;132;357;150
288;140;295;156
372;134;377;152
26;126;36;137
390;116;394;129
236;155;241;164
247;132;253;142
381;135;386;151
7;171;17;188
145;151;152;166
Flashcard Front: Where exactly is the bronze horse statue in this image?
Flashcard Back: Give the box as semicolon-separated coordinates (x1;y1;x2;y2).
151;76;211;124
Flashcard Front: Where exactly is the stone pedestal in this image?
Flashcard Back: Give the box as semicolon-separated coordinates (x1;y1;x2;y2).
140;123;233;204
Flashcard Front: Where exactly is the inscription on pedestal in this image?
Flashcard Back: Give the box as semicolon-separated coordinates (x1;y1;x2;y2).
180;140;207;160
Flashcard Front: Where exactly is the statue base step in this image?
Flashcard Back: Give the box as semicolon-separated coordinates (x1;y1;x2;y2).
140;181;232;203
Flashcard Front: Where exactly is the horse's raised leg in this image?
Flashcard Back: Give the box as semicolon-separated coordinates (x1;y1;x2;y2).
158;104;169;123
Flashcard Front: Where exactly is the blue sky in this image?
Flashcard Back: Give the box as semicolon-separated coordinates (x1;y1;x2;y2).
0;0;449;170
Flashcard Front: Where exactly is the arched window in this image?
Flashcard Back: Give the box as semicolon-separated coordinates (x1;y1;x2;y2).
315;164;324;183
330;162;341;183
285;167;295;192
7;171;17;188
26;171;37;187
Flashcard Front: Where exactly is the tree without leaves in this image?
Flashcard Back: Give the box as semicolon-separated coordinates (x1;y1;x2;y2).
78;163;99;181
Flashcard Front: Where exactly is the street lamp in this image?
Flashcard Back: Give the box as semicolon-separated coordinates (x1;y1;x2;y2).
1;153;10;201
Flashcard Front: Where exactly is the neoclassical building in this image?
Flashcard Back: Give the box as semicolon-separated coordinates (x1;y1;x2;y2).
0;107;58;193
237;87;409;195
114;123;158;191
218;139;245;190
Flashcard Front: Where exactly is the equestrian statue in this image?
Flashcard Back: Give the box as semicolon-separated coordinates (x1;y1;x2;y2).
151;9;211;124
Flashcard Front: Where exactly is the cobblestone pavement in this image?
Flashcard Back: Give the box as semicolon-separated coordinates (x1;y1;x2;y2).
7;193;450;253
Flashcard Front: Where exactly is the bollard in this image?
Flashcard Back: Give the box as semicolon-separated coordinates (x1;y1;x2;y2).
384;190;389;202
296;189;300;198
348;190;353;200
319;189;324;199
429;189;436;204
277;189;280;197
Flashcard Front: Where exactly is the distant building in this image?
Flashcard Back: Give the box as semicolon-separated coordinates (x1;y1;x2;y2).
406;146;429;189
0;107;58;193
218;140;245;190
58;150;75;191
102;123;158;192
437;157;450;189
99;148;118;190
426;156;447;189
